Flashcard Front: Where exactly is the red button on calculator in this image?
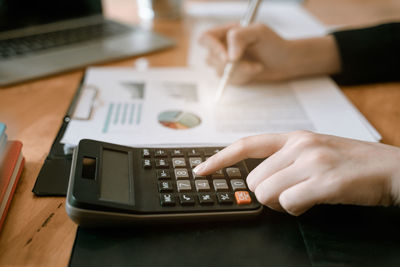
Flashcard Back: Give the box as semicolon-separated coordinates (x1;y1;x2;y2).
235;191;252;205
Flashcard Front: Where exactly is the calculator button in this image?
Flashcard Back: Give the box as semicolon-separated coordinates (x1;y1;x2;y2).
213;179;229;191
154;149;167;157
179;194;195;205
143;159;152;169
158;181;173;192
198;193;214;205
174;168;189;180
235;191;252;205
189;157;202;168
177;180;192;192
160;194;175;206
142;149;151;158
217;193;234;204
211;169;224;179
192;170;206;179
230;179;247;191
187;148;201;157
226;167;241;178
195;180;210;192
204;148;221;156
155;159;169;168
171;149;184;157
157;170;171;180
172;157;186;168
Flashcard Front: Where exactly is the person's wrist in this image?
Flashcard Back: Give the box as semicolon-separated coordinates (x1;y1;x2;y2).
285;35;341;79
389;147;400;206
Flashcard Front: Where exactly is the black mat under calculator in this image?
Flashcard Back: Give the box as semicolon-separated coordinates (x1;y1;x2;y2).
69;205;400;267
69;209;310;267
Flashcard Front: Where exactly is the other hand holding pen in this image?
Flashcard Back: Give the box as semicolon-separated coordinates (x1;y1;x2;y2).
199;23;341;84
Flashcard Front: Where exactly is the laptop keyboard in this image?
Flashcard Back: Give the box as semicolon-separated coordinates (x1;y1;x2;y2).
0;21;132;59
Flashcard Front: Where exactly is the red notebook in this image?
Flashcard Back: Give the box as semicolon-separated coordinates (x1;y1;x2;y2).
0;141;24;231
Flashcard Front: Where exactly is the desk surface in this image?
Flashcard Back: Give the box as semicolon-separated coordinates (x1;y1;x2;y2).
0;0;400;266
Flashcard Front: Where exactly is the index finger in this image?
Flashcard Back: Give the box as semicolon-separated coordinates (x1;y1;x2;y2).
193;133;288;175
199;23;237;53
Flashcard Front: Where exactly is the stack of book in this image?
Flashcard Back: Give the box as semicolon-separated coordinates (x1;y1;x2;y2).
0;122;24;231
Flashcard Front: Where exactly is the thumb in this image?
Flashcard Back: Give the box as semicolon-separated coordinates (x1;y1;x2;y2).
237;60;264;74
227;24;260;61
230;60;264;85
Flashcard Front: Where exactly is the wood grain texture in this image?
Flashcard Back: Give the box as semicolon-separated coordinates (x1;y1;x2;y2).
0;0;399;266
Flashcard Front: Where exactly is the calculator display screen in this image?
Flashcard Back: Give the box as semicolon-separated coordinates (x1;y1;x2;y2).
100;149;131;205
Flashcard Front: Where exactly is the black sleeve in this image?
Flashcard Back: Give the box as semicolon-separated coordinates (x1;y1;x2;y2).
331;23;400;85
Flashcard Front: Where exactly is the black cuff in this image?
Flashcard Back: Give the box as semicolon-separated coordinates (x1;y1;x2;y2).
331;23;400;85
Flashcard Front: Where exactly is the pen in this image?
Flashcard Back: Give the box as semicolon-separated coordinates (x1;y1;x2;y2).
214;0;262;103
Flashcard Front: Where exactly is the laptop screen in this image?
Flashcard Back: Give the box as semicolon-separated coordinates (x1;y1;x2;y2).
0;0;102;32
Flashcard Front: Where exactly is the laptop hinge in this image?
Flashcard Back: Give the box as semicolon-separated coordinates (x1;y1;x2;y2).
0;15;106;40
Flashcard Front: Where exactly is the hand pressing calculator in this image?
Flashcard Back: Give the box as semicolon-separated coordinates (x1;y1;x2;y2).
66;139;263;226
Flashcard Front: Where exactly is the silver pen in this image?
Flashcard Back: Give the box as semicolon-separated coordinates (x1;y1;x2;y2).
214;0;262;103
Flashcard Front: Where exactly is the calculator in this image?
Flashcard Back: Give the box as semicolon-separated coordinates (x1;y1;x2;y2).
66;139;263;226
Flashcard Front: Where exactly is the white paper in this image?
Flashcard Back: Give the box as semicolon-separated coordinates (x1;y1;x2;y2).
60;67;377;149
71;86;98;120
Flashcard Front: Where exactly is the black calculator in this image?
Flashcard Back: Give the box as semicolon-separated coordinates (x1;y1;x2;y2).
66;139;263;227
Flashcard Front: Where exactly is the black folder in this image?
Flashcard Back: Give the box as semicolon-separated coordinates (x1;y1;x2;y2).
32;78;84;196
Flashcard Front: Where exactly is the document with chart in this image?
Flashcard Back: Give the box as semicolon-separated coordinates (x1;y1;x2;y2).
60;67;378;149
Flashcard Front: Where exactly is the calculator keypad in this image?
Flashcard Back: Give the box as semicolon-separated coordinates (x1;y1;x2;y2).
226;167;241;178
213;179;229;191
189;157;202;168
142;149;151;158
235;191;252;205
177;180;192;192
157;170;170;180
143;159;152;169
211;170;224;179
171;149;184;156
160;194;175;206
172;158;186;168
154;149;167;157
195;180;210;192
142;148;255;209
217;193;234;204
198;193;214;205
155;159;169;168
187;149;201;157
230;179;247;191
158;181;173;192
192;170;205;179
179;194;195;205
174;168;189;179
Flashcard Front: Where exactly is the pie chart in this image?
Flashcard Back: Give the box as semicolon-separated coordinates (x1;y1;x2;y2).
158;110;201;130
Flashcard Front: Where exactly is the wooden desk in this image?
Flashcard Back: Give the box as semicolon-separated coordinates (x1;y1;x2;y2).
0;1;399;266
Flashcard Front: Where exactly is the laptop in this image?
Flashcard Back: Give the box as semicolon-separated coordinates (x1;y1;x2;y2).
0;0;174;86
